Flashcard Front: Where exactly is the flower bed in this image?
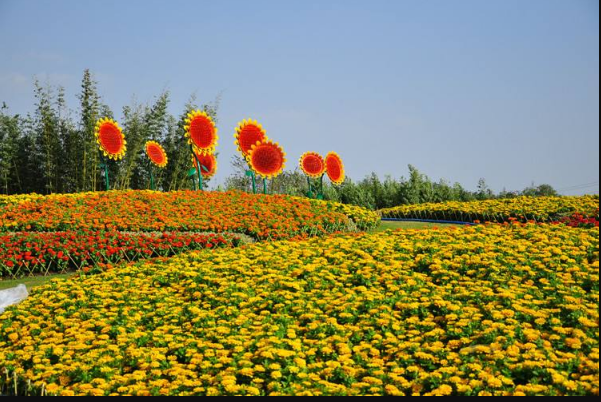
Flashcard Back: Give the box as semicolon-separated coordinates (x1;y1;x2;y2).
554;210;599;229
0;231;239;279
379;196;599;224
0;191;378;239
1;223;597;396
308;199;380;232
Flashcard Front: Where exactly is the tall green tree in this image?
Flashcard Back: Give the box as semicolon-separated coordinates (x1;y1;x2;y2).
134;92;170;190
32;79;61;194
56;86;79;193
78;69;106;192
0;104;22;194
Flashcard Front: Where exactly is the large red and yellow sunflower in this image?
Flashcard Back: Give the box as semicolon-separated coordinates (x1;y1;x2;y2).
248;141;286;179
95;118;127;160
235;119;268;158
325;152;345;185
145;141;168;168
184;110;219;154
299;152;326;178
192;151;218;179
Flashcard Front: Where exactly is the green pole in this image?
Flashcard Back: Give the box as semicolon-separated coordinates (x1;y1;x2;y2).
252;171;257;194
263;178;268;195
103;155;110;191
319;174;325;199
190;145;203;191
198;162;204;191
150;169;155;191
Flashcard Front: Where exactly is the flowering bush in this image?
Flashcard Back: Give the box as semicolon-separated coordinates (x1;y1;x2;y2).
379;196;599;224
1;223;597;396
0;191;377;239
0;231;239;279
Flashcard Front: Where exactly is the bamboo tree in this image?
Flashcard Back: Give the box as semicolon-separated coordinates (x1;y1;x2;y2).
78;70;103;192
0;104;21;194
56;86;78;193
32;79;62;194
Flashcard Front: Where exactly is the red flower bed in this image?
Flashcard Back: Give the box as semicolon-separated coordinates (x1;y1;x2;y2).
0;231;239;279
554;209;599;228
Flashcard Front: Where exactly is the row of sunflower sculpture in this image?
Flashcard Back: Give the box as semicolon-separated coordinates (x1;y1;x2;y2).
94;112;345;194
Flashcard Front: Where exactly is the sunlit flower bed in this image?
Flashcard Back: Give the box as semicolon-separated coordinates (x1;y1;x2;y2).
0;191;378;239
309;199;381;232
1;224;597;396
0;194;45;207
0;231;239;279
379;196;599;224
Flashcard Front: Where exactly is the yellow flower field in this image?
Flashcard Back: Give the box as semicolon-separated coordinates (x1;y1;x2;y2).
379;196;599;223
1;223;598;396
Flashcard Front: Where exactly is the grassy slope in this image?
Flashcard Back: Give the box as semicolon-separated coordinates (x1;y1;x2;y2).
0;274;74;291
373;220;459;232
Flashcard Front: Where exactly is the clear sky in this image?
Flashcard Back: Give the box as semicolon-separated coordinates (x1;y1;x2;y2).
0;0;599;194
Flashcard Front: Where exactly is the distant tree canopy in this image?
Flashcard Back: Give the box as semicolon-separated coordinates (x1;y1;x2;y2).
226;163;561;210
0;70;219;194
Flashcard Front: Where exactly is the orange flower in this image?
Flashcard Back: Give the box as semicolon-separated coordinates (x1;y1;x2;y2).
325;152;345;185
192;151;218;179
248;141;286;179
95;118;127;160
300;152;326;178
185;110;218;154
145;141;168;168
235;119;268;157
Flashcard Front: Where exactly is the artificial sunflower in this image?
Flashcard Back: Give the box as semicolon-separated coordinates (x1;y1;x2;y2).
300;152;326;178
248;141;286;179
95;118;127;160
235;119;268;157
184;110;219;154
325;152;345;185
145;141;168;168
192;151;218;179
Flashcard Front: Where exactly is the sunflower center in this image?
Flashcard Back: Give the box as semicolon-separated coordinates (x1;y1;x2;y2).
190;117;215;149
148;145;166;165
252;146;283;174
303;156;324;175
99;123;124;155
327;159;342;181
239;125;265;155
196;154;216;177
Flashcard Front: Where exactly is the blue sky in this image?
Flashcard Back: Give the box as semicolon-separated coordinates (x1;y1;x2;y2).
0;0;598;194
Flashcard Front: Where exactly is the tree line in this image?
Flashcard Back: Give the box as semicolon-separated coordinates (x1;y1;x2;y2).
0;70;218;195
225;158;559;210
1;70;558;209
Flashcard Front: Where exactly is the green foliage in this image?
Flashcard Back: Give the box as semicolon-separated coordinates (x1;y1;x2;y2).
226;160;562;211
0;71;218;195
0;71;564;204
0;104;22;194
